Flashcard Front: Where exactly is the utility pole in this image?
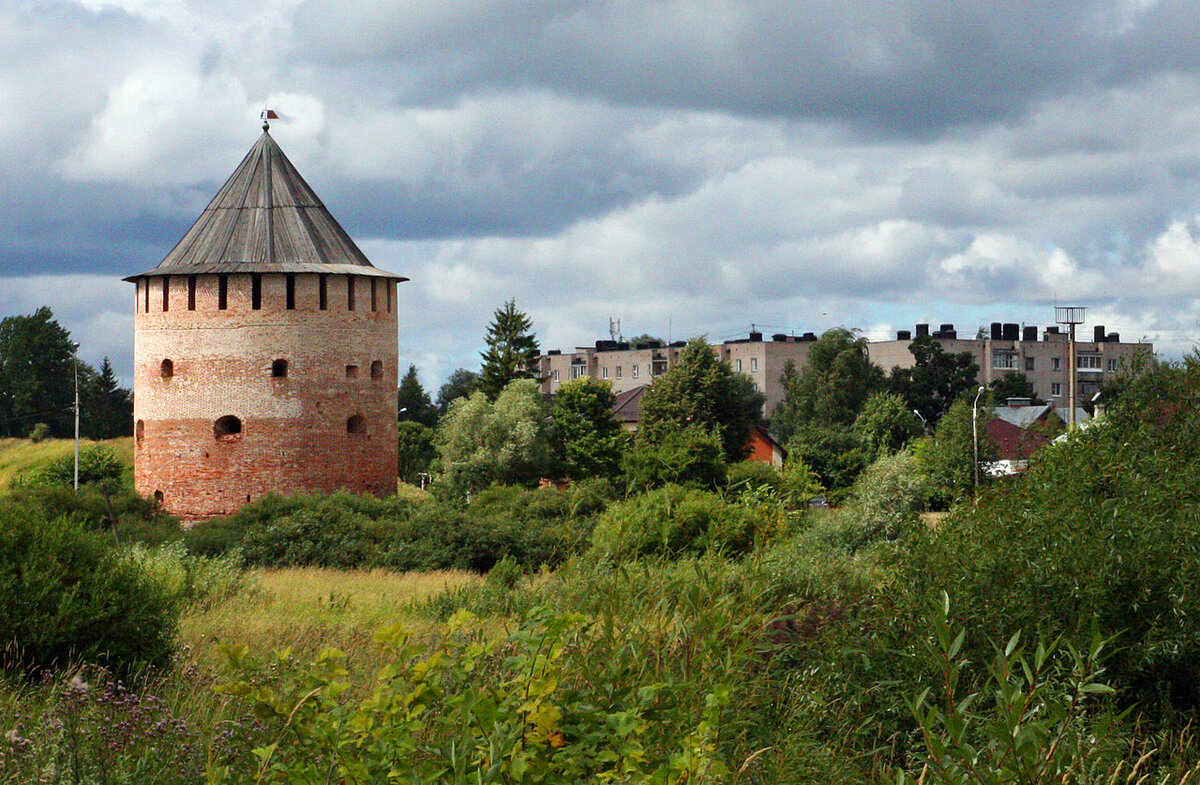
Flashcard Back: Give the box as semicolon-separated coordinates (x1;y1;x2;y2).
972;385;985;491
72;342;80;492
1055;306;1086;429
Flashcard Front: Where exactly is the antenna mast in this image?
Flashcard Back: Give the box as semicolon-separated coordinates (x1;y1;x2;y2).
1055;305;1087;430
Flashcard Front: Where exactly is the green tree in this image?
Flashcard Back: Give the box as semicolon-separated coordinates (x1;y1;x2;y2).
914;395;997;508
551;378;629;479
80;357;133;439
436;368;479;415
0;307;77;437
622;425;727;492
397;365;438;427
890;335;979;425
477;299;540;400
852;391;923;462
771;329;885;442
434;379;553;497
397;421;437;485
987;371;1042;405
637;338;754;462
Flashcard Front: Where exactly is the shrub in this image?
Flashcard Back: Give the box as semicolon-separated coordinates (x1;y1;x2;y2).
28;422;50;443
725;460;781;495
7;480;182;546
121;542;251;611
841;451;926;552
0;503;178;675
622;425;726;492
590;484;767;561
240;504;385;569
19;445;124;488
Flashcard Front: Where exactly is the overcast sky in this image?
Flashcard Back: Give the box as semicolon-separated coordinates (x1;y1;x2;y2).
4;0;1200;389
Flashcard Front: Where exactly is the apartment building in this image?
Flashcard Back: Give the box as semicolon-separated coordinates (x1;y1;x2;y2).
539;319;1153;419
869;322;1151;406
536;331;817;415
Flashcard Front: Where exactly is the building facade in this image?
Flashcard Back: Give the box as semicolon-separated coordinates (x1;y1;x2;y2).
539;321;1151;419
126;124;406;519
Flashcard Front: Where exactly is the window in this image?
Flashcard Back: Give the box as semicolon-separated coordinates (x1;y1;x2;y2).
346;414;366;434
1051;357;1061;371
251;274;262;310
346;364;359;378
143;279;149;312
1081;381;1099;396
318;274;328;310
652;360;667;375
286;274;296;310
750;358;758;372
736;359;742;372
1025;357;1035;372
615;366;622;379
160;359;174;379
1051;383;1062;397
602;367;609;379
632;365;639;379
187;275;196;310
347;276;356;311
218;275;228;310
272;359;288;378
386;282;392;313
1078;354;1101;370
1107;358;1118;372
571;364;587;380
161;277;169;311
992;351;1016;370
213;415;242;441
153;490;164;503
553;369;560;382
135;419;144;445
370;360;383;380
370;278;378;312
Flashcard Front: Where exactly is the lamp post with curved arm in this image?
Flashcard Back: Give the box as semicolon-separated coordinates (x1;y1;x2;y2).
972;385;985;491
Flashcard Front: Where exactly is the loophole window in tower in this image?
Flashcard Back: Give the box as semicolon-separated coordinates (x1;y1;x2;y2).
346;364;359;379
346;415;366;434
370;360;383;379
160;359;174;380
135;419;145;445
272;359;288;378
214;415;242;441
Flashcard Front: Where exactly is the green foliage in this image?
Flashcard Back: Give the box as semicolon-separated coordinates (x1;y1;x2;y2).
772;329;885;441
81;357;133;439
121;541;251;612
0;307;76;438
435;367;478;415
476;299;541;400
890;334;979;426
986;370;1042;405
19;444;124;488
901;594;1124;784
779;455;826;508
7;479;181;546
636;338;755;462
211;608;735;784
434;379;553;497
914;396;995;508
621;424;726;492
396;420;436;484
841;450;926;552
724;459;781;495
241;504;386;569
784;422;868;497
28;422;50;442
852;390;923;461
550;377;628;479
590;484;766;561
397;364;438;427
0;503;178;675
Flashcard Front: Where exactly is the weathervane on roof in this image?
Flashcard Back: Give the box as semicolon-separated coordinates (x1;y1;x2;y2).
261;108;279;132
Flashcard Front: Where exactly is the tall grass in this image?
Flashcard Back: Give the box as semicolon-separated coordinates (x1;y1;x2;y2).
0;436;132;489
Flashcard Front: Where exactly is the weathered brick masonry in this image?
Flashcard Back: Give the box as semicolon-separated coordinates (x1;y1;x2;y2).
126;126;406;519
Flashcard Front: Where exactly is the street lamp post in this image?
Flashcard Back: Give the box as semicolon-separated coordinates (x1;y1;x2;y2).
972;385;985;491
72;342;80;492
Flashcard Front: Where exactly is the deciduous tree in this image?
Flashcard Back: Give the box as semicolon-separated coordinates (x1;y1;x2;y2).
551;378;628;479
771;328;885;442
890;335;979;426
0;307;77;437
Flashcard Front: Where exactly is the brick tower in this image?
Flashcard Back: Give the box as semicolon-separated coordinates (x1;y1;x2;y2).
126;121;406;519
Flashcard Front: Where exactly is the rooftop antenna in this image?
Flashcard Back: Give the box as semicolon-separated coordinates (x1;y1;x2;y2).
609;318;622;343
1055;305;1087;430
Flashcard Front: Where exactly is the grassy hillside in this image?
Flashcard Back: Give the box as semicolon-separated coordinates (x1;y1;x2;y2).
0;436;133;489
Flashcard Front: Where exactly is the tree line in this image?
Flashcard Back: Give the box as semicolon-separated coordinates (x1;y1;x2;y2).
0;307;132;440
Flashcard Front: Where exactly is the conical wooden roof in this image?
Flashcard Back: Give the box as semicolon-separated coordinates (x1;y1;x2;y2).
127;127;405;280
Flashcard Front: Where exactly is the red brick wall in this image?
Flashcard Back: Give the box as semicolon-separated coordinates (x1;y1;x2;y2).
132;272;400;519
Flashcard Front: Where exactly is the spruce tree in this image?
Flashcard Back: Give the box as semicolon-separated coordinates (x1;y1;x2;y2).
477;299;540;401
81;357;133;439
397;364;438;427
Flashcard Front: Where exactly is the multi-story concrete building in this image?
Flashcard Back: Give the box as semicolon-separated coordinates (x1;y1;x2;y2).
869;321;1151;407
539;321;1152;419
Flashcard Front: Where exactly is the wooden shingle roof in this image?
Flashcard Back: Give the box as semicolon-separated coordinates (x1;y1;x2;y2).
126;127;405;281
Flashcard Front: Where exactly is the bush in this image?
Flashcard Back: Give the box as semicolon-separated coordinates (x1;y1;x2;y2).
622;425;726;492
590;484;767;562
841;451;926;552
7;480;182;546
240;503;387;569
28;422;50;442
19;445;124;488
121;542;251;611
725;460;781;495
0;503;178;675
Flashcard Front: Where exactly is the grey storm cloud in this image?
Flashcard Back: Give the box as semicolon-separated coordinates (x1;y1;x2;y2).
3;0;1200;385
